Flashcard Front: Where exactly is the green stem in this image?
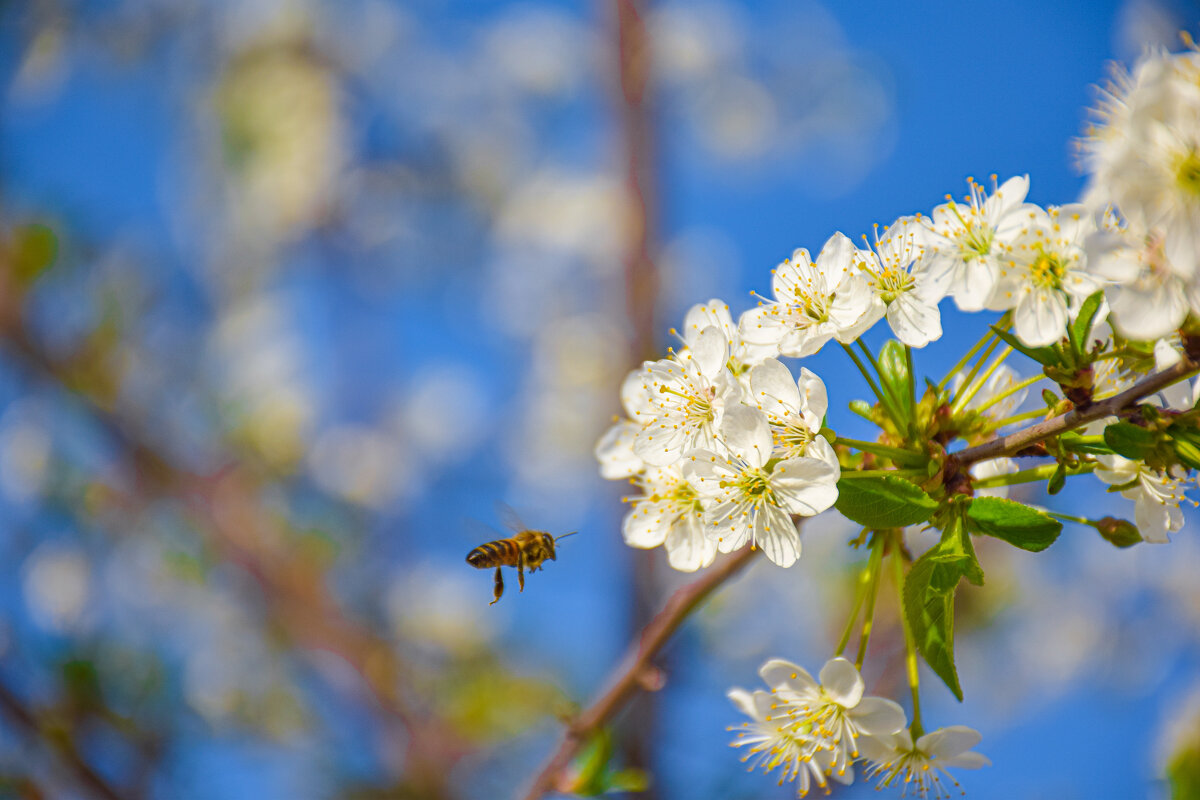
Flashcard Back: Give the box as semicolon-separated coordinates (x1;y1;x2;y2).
855;536;885;671
951;334;1003;410
905;345;917;410
835;548;872;657
938;327;996;391
834;438;920;461
840;343;895;420
839;468;928;480
858;339;907;422
1045;510;1093;526
970;461;1096;489
972;373;1045;415
890;535;922;738
983;407;1048;431
952;346;1013;415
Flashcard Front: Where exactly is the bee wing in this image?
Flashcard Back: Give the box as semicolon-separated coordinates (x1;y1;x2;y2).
495;501;528;534
463;517;506;544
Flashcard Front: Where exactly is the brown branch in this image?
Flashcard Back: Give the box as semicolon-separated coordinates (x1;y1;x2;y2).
612;0;662;789
0;678;132;800
520;545;759;800
953;357;1200;468
0;283;465;796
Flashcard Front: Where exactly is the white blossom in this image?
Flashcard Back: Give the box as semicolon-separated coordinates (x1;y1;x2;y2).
858;725;990;799
759;656;907;781
1086;213;1191;341
621;464;717;572
633;326;741;467
854;217;948;347
595;364;657;479
991;204;1103;347
684;406;838;567
749;358;838;465
1082;47;1200;280
1094;455;1189;543
917;175;1040;311
738;232;873;358
679;298;777;373
727;688;847;798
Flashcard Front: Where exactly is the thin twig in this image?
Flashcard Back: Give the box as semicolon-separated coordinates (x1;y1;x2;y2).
953;358;1199;467
0;678;132;800
521;545;758;800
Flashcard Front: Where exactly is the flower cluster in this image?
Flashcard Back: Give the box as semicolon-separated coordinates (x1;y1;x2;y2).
729;657;987;798
1083;43;1200;340
593;35;1200;800
596;298;840;569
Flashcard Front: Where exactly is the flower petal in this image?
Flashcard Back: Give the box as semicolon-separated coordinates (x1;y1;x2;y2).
818;657;864;708
750;358;802;419
664;512;717;572
759;658;818;694
916;725;982;760
848;696;907;736
721;405;773;468
689;325;729;379
757;503;801;567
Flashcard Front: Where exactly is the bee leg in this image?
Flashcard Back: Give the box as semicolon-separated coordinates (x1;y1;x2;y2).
490;567;504;606
518;551;526;593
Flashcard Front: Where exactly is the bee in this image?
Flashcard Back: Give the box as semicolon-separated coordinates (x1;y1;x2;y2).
466;506;577;605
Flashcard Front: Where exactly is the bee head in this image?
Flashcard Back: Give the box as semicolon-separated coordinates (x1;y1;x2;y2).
543;532;557;560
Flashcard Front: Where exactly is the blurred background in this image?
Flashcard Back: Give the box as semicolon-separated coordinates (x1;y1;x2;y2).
1;0;1200;798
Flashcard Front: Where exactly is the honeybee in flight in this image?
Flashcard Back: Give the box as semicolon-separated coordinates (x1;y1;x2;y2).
466;506;576;605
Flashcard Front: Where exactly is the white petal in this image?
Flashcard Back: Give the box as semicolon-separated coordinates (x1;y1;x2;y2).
620;363;657;417
772;458;840;516
683;299;736;345
917;725;982;760
886;294;942;348
796;367;828;421
622;499;673;548
759;658;818;694
757;503;801;567
663;512;717;572
595;419;644;479
1014;289;1068;348
940;751;991;769
816;231;856;284
690;326;729;379
720;405;773;468
848;696;907;736
750;358;802;419
726;687;758;719
818;657;864;708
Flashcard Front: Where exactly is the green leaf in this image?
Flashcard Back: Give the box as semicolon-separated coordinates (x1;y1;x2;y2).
1103;421;1158;460
992;326;1059;367
835;475;937;529
1070;291;1105;352
902;520;981;702
966;497;1062;552
877;340;912;415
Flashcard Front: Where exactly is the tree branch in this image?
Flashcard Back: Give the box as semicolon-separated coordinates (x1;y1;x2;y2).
953;357;1199;467
0;677;132;800
520;544;759;800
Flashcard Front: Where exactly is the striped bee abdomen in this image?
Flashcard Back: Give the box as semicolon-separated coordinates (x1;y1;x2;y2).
466;539;521;568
